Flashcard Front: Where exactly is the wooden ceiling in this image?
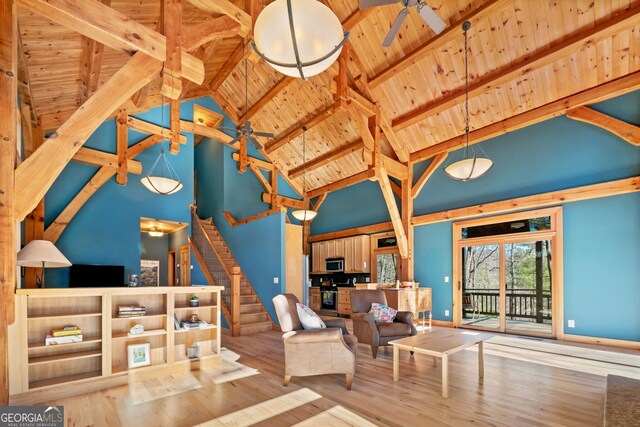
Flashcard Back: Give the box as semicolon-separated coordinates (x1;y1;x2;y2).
17;0;640;193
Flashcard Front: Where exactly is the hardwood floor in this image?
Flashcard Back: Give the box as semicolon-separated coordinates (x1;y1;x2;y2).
38;326;640;427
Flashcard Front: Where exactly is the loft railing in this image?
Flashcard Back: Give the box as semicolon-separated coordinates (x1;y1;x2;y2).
190;208;241;335
464;288;552;322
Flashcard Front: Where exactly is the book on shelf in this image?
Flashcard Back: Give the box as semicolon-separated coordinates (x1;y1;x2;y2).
174;314;181;330
50;326;82;337
180;320;209;330
45;334;83;345
117;305;146;318
117;312;146;318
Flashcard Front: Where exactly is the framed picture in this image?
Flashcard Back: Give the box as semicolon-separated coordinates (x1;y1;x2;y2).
127;343;151;369
140;259;160;287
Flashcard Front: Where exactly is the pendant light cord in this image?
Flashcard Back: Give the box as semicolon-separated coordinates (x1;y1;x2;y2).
463;21;470;159
302;126;307;210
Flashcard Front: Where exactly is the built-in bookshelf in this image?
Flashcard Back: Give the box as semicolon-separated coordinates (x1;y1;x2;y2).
9;286;223;405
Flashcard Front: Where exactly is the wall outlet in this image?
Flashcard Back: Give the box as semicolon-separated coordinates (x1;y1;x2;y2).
445;310;450;317
568;319;575;328
190;265;193;270
444;276;450;283
273;277;279;284
365;277;370;283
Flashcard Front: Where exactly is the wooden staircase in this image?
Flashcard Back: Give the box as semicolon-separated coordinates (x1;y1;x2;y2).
190;210;273;336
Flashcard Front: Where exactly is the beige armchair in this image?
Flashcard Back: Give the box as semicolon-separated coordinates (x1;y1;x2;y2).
272;294;358;390
350;290;417;358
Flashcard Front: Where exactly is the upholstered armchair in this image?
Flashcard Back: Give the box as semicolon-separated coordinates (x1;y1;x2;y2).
272;294;358;390
350;290;417;358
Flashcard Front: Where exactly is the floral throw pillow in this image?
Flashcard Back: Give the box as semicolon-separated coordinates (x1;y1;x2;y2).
296;303;326;330
369;303;397;323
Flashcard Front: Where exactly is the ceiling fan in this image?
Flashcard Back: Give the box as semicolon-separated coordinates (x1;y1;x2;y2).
218;50;274;150
360;0;447;47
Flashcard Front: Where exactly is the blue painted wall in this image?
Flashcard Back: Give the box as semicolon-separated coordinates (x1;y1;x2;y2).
43;99;212;287
310;90;640;341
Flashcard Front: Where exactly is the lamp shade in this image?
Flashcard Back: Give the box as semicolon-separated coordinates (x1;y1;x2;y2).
292;209;317;221
444;157;493;181
17;240;71;268
253;0;345;78
141;176;183;195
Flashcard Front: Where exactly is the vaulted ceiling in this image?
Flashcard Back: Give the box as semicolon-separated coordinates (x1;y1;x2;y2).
17;0;640;194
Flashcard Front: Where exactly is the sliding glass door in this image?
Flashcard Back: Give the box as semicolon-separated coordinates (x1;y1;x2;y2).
454;208;562;338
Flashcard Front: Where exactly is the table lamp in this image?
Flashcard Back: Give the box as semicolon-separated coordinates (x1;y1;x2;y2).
17;240;72;288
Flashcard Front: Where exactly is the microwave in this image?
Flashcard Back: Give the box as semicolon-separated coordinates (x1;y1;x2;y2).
326;258;344;273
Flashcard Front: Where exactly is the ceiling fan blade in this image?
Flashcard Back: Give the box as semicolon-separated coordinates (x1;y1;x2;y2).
218;126;240;134
248;136;263;150
229;135;242;145
382;8;409;48
359;0;398;9
417;2;446;34
252;131;276;139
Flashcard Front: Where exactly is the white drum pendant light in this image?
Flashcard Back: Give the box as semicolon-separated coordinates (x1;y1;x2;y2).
251;0;349;79
444;21;493;181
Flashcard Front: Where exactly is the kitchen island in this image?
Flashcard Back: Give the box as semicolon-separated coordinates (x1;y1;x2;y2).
354;283;432;327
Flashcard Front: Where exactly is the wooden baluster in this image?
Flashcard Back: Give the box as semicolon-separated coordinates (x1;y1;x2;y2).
231;265;241;336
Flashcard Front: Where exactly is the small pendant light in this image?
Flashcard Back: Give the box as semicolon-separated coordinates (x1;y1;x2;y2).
444;21;493;181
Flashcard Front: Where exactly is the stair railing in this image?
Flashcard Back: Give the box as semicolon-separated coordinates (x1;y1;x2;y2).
190;207;241;336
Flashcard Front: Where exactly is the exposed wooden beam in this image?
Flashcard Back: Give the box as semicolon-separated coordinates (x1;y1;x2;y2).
72;147;142;174
116;110;128;184
309;221;393;243
238;138;248;174
231;152;272;170
412;153;447;199
261;193;303;209
128;116;186;144
179;120;239;149
342;8;373;30
0;6;17;408
181;15;240;51
249;164;271;193
413;176;640;226
187;0;252;37
79;0;110;105
17;0;205;84
169;99;181;153
378;168;408;258
410;72;640;164
247;77;294;119
400;164;413;280
265;101;343;153
307;169;375;198
224;207;286;227
347;104;375;151
566;106;640;146
14;52;162;221
393;6;640;131
209;40;244;91
380;154;408;180
389;179;401;198
23;126;44;289
17;27;37;124
45;135;165;242
161;0;183;99
368;0;511;88
288;138;365;179
270;166;278;208
312;193;327;212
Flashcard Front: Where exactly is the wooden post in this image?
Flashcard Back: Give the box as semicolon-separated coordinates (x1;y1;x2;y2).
0;0;17;405
231;265;241;336
401;163;413;281
24;124;44;288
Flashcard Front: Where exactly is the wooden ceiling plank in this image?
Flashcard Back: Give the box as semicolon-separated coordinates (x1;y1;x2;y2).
413;176;640;226
265;101;343;153
288;138;365;179
128;116;187;144
17;0;205;84
208;40;244;91
410;71;640;163
307;169;375;198
566;106;640;146
368;0;512;89
17;27;37;125
187;0;252;37
393;5;640;131
209;88;242;123
14;52;163;221
246;76;294;119
411;153;447;199
79;0;110;105
161;0;183;100
378;167;408;258
181;16;241;51
72;147;141;174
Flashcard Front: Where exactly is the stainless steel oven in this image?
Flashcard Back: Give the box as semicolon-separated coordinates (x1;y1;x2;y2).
325;258;344;273
321;289;337;311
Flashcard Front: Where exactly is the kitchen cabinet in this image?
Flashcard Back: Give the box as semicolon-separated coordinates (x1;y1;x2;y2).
338;288;353;316
311;241;328;274
309;287;321;311
311;235;370;274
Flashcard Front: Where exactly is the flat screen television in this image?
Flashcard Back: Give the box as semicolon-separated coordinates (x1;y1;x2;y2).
69;264;125;287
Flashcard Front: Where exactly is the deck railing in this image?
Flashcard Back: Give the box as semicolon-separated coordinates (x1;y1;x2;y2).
464;288;551;321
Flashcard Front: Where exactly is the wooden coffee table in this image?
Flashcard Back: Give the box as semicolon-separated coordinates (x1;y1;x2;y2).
389;329;489;398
